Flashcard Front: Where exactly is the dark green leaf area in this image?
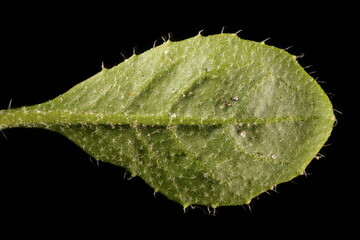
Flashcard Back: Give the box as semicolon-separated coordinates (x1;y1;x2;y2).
51;115;331;207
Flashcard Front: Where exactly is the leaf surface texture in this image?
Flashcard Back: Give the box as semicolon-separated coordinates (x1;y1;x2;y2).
0;34;334;207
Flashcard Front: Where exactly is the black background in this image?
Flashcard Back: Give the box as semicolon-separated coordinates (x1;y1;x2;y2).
1;2;357;238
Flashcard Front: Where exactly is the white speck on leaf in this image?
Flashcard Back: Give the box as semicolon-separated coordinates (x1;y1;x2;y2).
240;130;246;137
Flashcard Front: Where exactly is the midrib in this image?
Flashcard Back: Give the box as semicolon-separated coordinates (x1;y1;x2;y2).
0;108;327;131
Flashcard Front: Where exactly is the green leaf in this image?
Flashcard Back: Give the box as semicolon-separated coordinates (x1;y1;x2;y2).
0;34;334;208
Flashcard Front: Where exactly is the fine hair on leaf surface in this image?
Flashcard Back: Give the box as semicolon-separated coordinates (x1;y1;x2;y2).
0;33;335;208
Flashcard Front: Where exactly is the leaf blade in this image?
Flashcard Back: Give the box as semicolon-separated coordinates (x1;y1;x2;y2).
0;33;334;207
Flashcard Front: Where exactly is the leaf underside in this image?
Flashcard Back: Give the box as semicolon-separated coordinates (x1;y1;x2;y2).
0;34;334;207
